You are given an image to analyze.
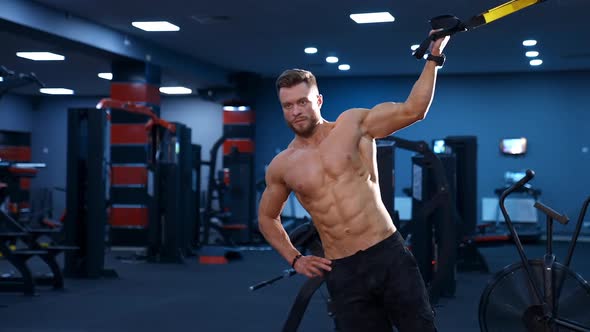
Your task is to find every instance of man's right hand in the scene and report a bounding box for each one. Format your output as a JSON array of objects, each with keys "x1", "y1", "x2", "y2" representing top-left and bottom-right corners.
[
  {"x1": 293, "y1": 255, "x2": 333, "y2": 278},
  {"x1": 429, "y1": 29, "x2": 450, "y2": 56}
]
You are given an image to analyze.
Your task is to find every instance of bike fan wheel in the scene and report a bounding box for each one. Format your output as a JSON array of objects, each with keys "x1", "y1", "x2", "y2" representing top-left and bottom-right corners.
[{"x1": 479, "y1": 260, "x2": 590, "y2": 332}]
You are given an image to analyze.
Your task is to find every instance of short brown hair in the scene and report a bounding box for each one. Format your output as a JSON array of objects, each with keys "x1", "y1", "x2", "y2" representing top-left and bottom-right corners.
[{"x1": 275, "y1": 69, "x2": 318, "y2": 94}]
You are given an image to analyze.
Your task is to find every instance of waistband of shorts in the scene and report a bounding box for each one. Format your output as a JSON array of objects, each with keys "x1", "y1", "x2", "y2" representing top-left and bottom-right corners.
[{"x1": 330, "y1": 230, "x2": 404, "y2": 265}]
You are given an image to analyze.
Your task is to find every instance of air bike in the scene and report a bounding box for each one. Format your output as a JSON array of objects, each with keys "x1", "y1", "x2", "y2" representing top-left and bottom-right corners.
[{"x1": 479, "y1": 170, "x2": 590, "y2": 332}]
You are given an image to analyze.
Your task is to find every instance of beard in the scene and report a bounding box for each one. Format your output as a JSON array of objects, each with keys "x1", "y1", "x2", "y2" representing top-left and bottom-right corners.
[{"x1": 287, "y1": 117, "x2": 318, "y2": 138}]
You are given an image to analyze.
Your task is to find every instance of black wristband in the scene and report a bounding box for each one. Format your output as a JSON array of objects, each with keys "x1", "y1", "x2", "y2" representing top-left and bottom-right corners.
[
  {"x1": 291, "y1": 254, "x2": 302, "y2": 268},
  {"x1": 426, "y1": 53, "x2": 445, "y2": 67}
]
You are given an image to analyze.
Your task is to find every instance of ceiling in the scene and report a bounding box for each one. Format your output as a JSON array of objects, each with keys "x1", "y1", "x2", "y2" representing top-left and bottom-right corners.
[{"x1": 1, "y1": 0, "x2": 589, "y2": 97}]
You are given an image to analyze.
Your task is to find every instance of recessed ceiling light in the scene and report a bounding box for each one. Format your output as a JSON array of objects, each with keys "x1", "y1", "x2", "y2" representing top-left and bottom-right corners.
[
  {"x1": 132, "y1": 21, "x2": 180, "y2": 32},
  {"x1": 350, "y1": 12, "x2": 395, "y2": 24},
  {"x1": 160, "y1": 86, "x2": 192, "y2": 95},
  {"x1": 304, "y1": 47, "x2": 318, "y2": 54},
  {"x1": 40, "y1": 88, "x2": 74, "y2": 95},
  {"x1": 525, "y1": 51, "x2": 539, "y2": 58},
  {"x1": 0, "y1": 77, "x2": 3, "y2": 82},
  {"x1": 98, "y1": 72, "x2": 113, "y2": 80},
  {"x1": 522, "y1": 39, "x2": 537, "y2": 47},
  {"x1": 326, "y1": 56, "x2": 339, "y2": 64},
  {"x1": 529, "y1": 59, "x2": 543, "y2": 66},
  {"x1": 410, "y1": 44, "x2": 420, "y2": 51},
  {"x1": 17, "y1": 52, "x2": 65, "y2": 61},
  {"x1": 338, "y1": 64, "x2": 350, "y2": 71}
]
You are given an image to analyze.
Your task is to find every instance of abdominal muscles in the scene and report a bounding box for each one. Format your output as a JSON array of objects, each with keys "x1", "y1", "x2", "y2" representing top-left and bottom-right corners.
[{"x1": 294, "y1": 167, "x2": 394, "y2": 258}]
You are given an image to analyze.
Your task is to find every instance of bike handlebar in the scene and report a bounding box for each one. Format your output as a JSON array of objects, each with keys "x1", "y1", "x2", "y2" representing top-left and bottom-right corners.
[
  {"x1": 498, "y1": 169, "x2": 534, "y2": 258},
  {"x1": 499, "y1": 169, "x2": 535, "y2": 204},
  {"x1": 534, "y1": 201, "x2": 569, "y2": 225}
]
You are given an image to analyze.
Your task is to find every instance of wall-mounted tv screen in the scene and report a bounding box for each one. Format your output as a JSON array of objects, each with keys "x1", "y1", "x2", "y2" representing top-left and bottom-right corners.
[{"x1": 500, "y1": 137, "x2": 527, "y2": 155}]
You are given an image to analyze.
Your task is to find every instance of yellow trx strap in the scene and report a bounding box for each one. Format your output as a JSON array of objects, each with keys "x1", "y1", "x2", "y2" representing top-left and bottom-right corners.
[{"x1": 479, "y1": 0, "x2": 546, "y2": 25}]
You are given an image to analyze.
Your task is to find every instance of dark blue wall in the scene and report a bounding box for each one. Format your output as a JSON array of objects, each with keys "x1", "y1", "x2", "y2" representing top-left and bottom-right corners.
[
  {"x1": 0, "y1": 94, "x2": 34, "y2": 131},
  {"x1": 254, "y1": 71, "x2": 590, "y2": 229}
]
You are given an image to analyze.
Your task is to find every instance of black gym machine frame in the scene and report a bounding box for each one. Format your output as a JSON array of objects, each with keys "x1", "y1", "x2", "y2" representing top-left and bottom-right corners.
[
  {"x1": 200, "y1": 134, "x2": 257, "y2": 248},
  {"x1": 64, "y1": 100, "x2": 200, "y2": 277},
  {"x1": 100, "y1": 99, "x2": 198, "y2": 263},
  {"x1": 64, "y1": 107, "x2": 115, "y2": 278},
  {"x1": 379, "y1": 136, "x2": 458, "y2": 302},
  {"x1": 201, "y1": 135, "x2": 233, "y2": 246},
  {"x1": 0, "y1": 65, "x2": 44, "y2": 98}
]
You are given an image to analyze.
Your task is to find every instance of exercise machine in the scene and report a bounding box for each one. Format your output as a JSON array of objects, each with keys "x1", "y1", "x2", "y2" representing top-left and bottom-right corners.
[
  {"x1": 0, "y1": 65, "x2": 44, "y2": 98},
  {"x1": 0, "y1": 162, "x2": 77, "y2": 295},
  {"x1": 145, "y1": 120, "x2": 195, "y2": 263},
  {"x1": 432, "y1": 136, "x2": 492, "y2": 273},
  {"x1": 201, "y1": 135, "x2": 237, "y2": 246},
  {"x1": 198, "y1": 135, "x2": 251, "y2": 264},
  {"x1": 64, "y1": 107, "x2": 116, "y2": 278},
  {"x1": 96, "y1": 99, "x2": 198, "y2": 263},
  {"x1": 200, "y1": 134, "x2": 258, "y2": 247},
  {"x1": 378, "y1": 136, "x2": 457, "y2": 302},
  {"x1": 479, "y1": 170, "x2": 590, "y2": 331}
]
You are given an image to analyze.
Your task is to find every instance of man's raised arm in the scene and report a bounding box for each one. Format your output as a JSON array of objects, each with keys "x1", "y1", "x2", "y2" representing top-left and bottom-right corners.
[{"x1": 360, "y1": 33, "x2": 450, "y2": 139}]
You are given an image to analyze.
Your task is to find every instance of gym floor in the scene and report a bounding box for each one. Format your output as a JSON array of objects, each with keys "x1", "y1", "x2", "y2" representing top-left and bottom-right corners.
[{"x1": 1, "y1": 241, "x2": 589, "y2": 332}]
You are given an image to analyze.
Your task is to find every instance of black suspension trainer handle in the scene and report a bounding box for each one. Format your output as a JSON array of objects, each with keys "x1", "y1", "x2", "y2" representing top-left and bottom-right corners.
[
  {"x1": 413, "y1": 0, "x2": 549, "y2": 59},
  {"x1": 249, "y1": 269, "x2": 297, "y2": 291},
  {"x1": 249, "y1": 222, "x2": 320, "y2": 291},
  {"x1": 413, "y1": 16, "x2": 465, "y2": 59}
]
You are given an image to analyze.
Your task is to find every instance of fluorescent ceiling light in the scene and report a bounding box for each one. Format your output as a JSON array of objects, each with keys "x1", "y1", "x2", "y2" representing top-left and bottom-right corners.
[
  {"x1": 410, "y1": 44, "x2": 420, "y2": 51},
  {"x1": 160, "y1": 86, "x2": 192, "y2": 95},
  {"x1": 13, "y1": 163, "x2": 46, "y2": 168},
  {"x1": 132, "y1": 21, "x2": 180, "y2": 32},
  {"x1": 525, "y1": 51, "x2": 539, "y2": 57},
  {"x1": 326, "y1": 56, "x2": 339, "y2": 63},
  {"x1": 98, "y1": 72, "x2": 113, "y2": 80},
  {"x1": 223, "y1": 106, "x2": 251, "y2": 111},
  {"x1": 350, "y1": 12, "x2": 395, "y2": 24},
  {"x1": 40, "y1": 88, "x2": 74, "y2": 95},
  {"x1": 338, "y1": 64, "x2": 350, "y2": 71},
  {"x1": 522, "y1": 39, "x2": 537, "y2": 47},
  {"x1": 529, "y1": 59, "x2": 543, "y2": 66},
  {"x1": 17, "y1": 52, "x2": 64, "y2": 61},
  {"x1": 304, "y1": 47, "x2": 318, "y2": 54}
]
